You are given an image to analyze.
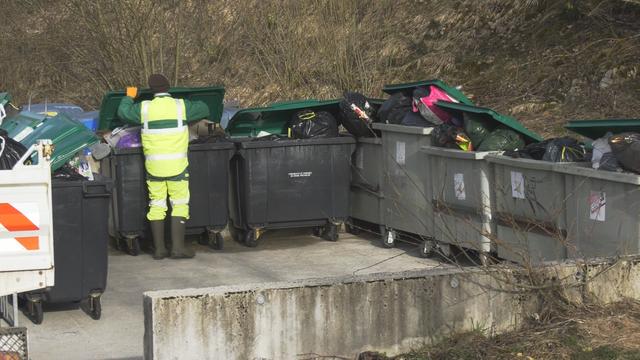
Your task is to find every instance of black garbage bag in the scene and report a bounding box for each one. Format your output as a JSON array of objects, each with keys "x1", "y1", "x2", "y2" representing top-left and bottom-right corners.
[
  {"x1": 377, "y1": 92, "x2": 412, "y2": 125},
  {"x1": 609, "y1": 132, "x2": 640, "y2": 174},
  {"x1": 599, "y1": 152, "x2": 623, "y2": 172},
  {"x1": 477, "y1": 128, "x2": 525, "y2": 151},
  {"x1": 400, "y1": 111, "x2": 433, "y2": 127},
  {"x1": 0, "y1": 129, "x2": 27, "y2": 170},
  {"x1": 463, "y1": 112, "x2": 492, "y2": 148},
  {"x1": 431, "y1": 124, "x2": 472, "y2": 151},
  {"x1": 338, "y1": 92, "x2": 376, "y2": 137},
  {"x1": 289, "y1": 110, "x2": 339, "y2": 139},
  {"x1": 542, "y1": 137, "x2": 587, "y2": 162}
]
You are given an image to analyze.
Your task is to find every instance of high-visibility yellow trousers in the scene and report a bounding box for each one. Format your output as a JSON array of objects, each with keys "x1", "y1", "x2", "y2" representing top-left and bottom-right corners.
[{"x1": 146, "y1": 179, "x2": 190, "y2": 221}]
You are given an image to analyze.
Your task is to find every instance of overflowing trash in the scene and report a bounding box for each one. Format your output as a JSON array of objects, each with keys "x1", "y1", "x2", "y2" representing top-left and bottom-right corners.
[
  {"x1": 289, "y1": 109, "x2": 339, "y2": 139},
  {"x1": 609, "y1": 132, "x2": 640, "y2": 174},
  {"x1": 505, "y1": 137, "x2": 587, "y2": 162},
  {"x1": 338, "y1": 92, "x2": 377, "y2": 137},
  {"x1": 0, "y1": 129, "x2": 27, "y2": 170}
]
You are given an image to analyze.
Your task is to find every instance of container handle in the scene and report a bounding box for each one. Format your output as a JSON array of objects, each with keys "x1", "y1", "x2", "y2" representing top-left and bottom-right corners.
[
  {"x1": 350, "y1": 182, "x2": 383, "y2": 198},
  {"x1": 82, "y1": 182, "x2": 113, "y2": 198}
]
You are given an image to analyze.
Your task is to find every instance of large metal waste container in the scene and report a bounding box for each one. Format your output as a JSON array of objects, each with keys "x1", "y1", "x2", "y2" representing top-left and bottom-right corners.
[
  {"x1": 373, "y1": 123, "x2": 434, "y2": 248},
  {"x1": 423, "y1": 146, "x2": 497, "y2": 259},
  {"x1": 421, "y1": 101, "x2": 544, "y2": 261},
  {"x1": 556, "y1": 118, "x2": 640, "y2": 259},
  {"x1": 98, "y1": 86, "x2": 232, "y2": 255},
  {"x1": 348, "y1": 137, "x2": 384, "y2": 234},
  {"x1": 371, "y1": 79, "x2": 474, "y2": 250},
  {"x1": 486, "y1": 155, "x2": 568, "y2": 264},
  {"x1": 103, "y1": 141, "x2": 235, "y2": 255},
  {"x1": 226, "y1": 100, "x2": 355, "y2": 247},
  {"x1": 25, "y1": 175, "x2": 112, "y2": 324}
]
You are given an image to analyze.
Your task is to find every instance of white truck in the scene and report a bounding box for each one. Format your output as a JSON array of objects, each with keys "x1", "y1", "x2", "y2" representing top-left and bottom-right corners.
[{"x1": 0, "y1": 140, "x2": 55, "y2": 359}]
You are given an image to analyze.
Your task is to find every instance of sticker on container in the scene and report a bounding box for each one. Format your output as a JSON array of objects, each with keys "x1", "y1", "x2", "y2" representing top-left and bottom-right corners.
[
  {"x1": 396, "y1": 141, "x2": 406, "y2": 165},
  {"x1": 589, "y1": 191, "x2": 606, "y2": 221},
  {"x1": 356, "y1": 148, "x2": 364, "y2": 169},
  {"x1": 454, "y1": 173, "x2": 466, "y2": 200},
  {"x1": 511, "y1": 171, "x2": 525, "y2": 199}
]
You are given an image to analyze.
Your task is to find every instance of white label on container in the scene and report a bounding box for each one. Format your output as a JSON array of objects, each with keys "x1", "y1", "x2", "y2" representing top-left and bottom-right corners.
[
  {"x1": 511, "y1": 171, "x2": 525, "y2": 199},
  {"x1": 589, "y1": 191, "x2": 606, "y2": 221},
  {"x1": 356, "y1": 148, "x2": 364, "y2": 169},
  {"x1": 396, "y1": 141, "x2": 406, "y2": 165},
  {"x1": 288, "y1": 172, "x2": 312, "y2": 178},
  {"x1": 13, "y1": 127, "x2": 34, "y2": 142},
  {"x1": 454, "y1": 173, "x2": 466, "y2": 200}
]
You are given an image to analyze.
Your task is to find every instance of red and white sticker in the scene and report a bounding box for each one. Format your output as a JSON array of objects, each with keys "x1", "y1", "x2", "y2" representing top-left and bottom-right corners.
[
  {"x1": 589, "y1": 191, "x2": 606, "y2": 222},
  {"x1": 0, "y1": 202, "x2": 41, "y2": 251}
]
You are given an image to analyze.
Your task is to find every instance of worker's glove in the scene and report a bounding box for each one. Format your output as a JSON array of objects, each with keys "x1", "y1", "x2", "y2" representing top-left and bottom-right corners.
[{"x1": 126, "y1": 86, "x2": 138, "y2": 99}]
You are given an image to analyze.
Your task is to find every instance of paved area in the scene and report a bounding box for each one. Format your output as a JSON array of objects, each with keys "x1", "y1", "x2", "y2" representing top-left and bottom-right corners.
[{"x1": 20, "y1": 229, "x2": 447, "y2": 359}]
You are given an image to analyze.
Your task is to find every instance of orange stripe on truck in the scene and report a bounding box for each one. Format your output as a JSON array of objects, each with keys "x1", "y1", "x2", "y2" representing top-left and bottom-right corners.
[{"x1": 0, "y1": 203, "x2": 40, "y2": 250}]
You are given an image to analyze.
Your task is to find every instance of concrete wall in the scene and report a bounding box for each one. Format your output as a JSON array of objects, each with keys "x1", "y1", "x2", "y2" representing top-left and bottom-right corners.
[{"x1": 144, "y1": 258, "x2": 640, "y2": 360}]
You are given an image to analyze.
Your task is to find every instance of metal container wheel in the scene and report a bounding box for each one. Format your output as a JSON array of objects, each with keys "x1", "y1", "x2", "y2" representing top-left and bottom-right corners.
[
  {"x1": 24, "y1": 295, "x2": 44, "y2": 325},
  {"x1": 244, "y1": 228, "x2": 259, "y2": 247},
  {"x1": 322, "y1": 223, "x2": 339, "y2": 242},
  {"x1": 81, "y1": 291, "x2": 102, "y2": 320},
  {"x1": 382, "y1": 228, "x2": 396, "y2": 248},
  {"x1": 118, "y1": 234, "x2": 141, "y2": 256},
  {"x1": 198, "y1": 229, "x2": 224, "y2": 250}
]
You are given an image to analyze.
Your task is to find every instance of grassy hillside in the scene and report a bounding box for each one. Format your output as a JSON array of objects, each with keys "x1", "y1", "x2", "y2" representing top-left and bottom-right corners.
[{"x1": 1, "y1": 0, "x2": 638, "y2": 136}]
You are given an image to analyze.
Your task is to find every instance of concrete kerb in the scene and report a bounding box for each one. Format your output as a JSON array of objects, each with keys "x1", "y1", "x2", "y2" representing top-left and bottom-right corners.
[{"x1": 144, "y1": 257, "x2": 640, "y2": 360}]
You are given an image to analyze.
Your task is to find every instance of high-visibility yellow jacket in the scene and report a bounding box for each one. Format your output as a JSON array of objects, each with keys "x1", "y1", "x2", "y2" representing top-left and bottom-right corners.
[{"x1": 117, "y1": 93, "x2": 208, "y2": 177}]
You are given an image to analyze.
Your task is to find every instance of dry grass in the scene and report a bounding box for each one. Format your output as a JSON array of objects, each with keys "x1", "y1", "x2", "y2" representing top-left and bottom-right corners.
[
  {"x1": 0, "y1": 0, "x2": 639, "y2": 136},
  {"x1": 359, "y1": 300, "x2": 640, "y2": 360}
]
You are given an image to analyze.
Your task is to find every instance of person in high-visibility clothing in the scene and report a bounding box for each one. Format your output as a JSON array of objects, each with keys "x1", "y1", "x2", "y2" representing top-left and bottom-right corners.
[{"x1": 117, "y1": 74, "x2": 209, "y2": 259}]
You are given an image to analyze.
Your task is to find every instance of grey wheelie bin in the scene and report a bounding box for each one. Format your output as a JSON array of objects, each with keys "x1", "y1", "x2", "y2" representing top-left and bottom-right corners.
[
  {"x1": 422, "y1": 102, "x2": 543, "y2": 262},
  {"x1": 555, "y1": 119, "x2": 640, "y2": 259},
  {"x1": 486, "y1": 155, "x2": 568, "y2": 264},
  {"x1": 98, "y1": 86, "x2": 234, "y2": 255},
  {"x1": 226, "y1": 100, "x2": 355, "y2": 247},
  {"x1": 374, "y1": 80, "x2": 474, "y2": 250}
]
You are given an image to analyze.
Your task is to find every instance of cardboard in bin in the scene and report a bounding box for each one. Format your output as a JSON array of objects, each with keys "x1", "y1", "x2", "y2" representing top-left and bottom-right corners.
[
  {"x1": 98, "y1": 86, "x2": 225, "y2": 131},
  {"x1": 226, "y1": 99, "x2": 342, "y2": 138},
  {"x1": 436, "y1": 101, "x2": 543, "y2": 144},
  {"x1": 382, "y1": 79, "x2": 474, "y2": 106},
  {"x1": 565, "y1": 119, "x2": 640, "y2": 140}
]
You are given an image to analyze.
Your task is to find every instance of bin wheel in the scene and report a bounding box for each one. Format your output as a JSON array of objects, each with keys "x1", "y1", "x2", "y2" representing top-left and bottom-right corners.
[
  {"x1": 82, "y1": 295, "x2": 102, "y2": 320},
  {"x1": 27, "y1": 299, "x2": 44, "y2": 325},
  {"x1": 209, "y1": 232, "x2": 224, "y2": 250},
  {"x1": 322, "y1": 224, "x2": 339, "y2": 242},
  {"x1": 345, "y1": 223, "x2": 361, "y2": 235},
  {"x1": 198, "y1": 232, "x2": 209, "y2": 246},
  {"x1": 420, "y1": 239, "x2": 437, "y2": 258},
  {"x1": 312, "y1": 227, "x2": 324, "y2": 237},
  {"x1": 382, "y1": 229, "x2": 396, "y2": 248},
  {"x1": 244, "y1": 230, "x2": 258, "y2": 248},
  {"x1": 122, "y1": 236, "x2": 140, "y2": 256}
]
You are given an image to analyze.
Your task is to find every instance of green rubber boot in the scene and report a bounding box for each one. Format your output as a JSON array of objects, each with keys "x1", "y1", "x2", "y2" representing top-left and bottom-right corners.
[
  {"x1": 170, "y1": 217, "x2": 195, "y2": 259},
  {"x1": 150, "y1": 220, "x2": 168, "y2": 260}
]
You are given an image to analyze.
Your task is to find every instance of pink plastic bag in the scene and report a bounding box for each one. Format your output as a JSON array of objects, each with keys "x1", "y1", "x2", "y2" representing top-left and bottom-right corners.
[{"x1": 412, "y1": 85, "x2": 459, "y2": 125}]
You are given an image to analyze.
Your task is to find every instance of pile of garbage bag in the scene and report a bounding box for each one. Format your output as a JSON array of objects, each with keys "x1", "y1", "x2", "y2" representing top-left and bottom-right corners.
[{"x1": 0, "y1": 129, "x2": 27, "y2": 170}]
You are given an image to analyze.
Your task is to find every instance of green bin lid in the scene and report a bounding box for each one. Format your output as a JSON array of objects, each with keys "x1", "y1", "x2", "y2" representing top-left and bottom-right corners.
[
  {"x1": 436, "y1": 101, "x2": 543, "y2": 143},
  {"x1": 0, "y1": 92, "x2": 11, "y2": 107},
  {"x1": 21, "y1": 113, "x2": 99, "y2": 171},
  {"x1": 98, "y1": 86, "x2": 225, "y2": 130},
  {"x1": 564, "y1": 119, "x2": 640, "y2": 140},
  {"x1": 0, "y1": 111, "x2": 47, "y2": 140},
  {"x1": 382, "y1": 79, "x2": 474, "y2": 105},
  {"x1": 226, "y1": 99, "x2": 342, "y2": 137}
]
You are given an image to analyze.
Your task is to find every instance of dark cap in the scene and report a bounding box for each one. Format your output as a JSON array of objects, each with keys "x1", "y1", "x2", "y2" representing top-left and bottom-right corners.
[{"x1": 148, "y1": 74, "x2": 170, "y2": 94}]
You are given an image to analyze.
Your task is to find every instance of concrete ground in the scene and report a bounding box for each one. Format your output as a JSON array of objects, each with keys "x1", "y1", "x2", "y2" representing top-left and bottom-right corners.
[{"x1": 20, "y1": 229, "x2": 448, "y2": 360}]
